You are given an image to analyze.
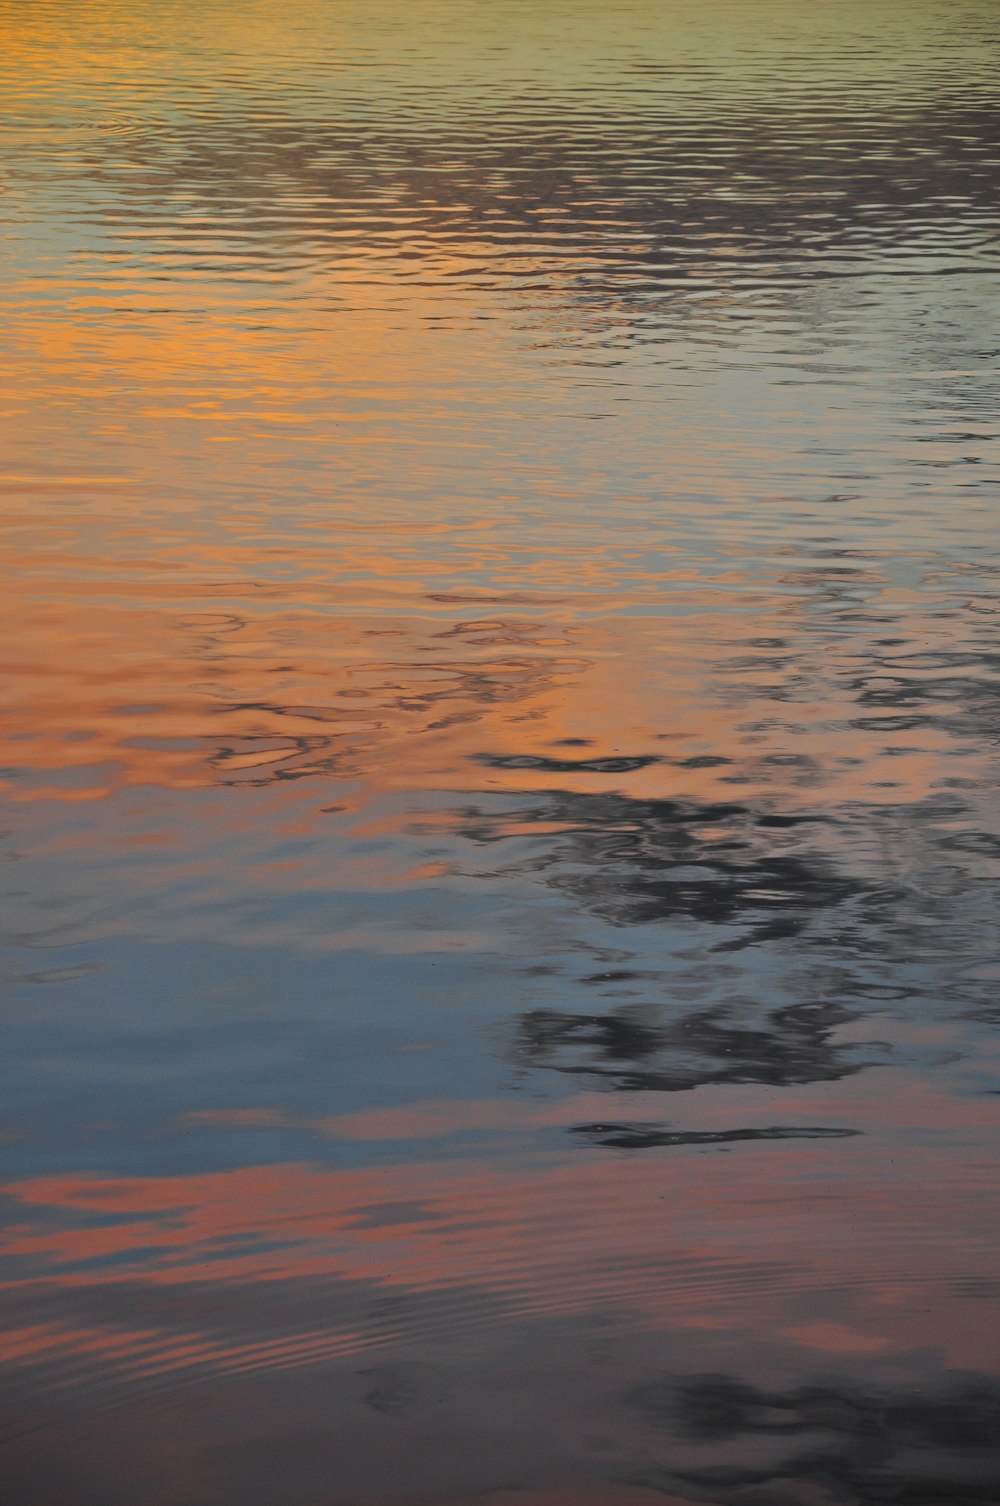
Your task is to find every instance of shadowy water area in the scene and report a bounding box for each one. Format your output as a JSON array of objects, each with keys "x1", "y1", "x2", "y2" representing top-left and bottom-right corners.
[{"x1": 1, "y1": 1, "x2": 999, "y2": 1502}]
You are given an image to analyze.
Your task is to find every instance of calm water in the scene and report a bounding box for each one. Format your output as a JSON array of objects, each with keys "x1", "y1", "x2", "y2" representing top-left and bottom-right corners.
[{"x1": 2, "y1": 2, "x2": 1000, "y2": 1502}]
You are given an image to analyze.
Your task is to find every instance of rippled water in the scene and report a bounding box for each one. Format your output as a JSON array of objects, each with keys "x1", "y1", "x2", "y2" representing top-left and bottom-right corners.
[{"x1": 2, "y1": 2, "x2": 1000, "y2": 1502}]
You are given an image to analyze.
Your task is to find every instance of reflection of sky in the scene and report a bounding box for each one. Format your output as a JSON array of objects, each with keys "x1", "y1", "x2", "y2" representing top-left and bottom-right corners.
[
  {"x1": 4, "y1": 1085, "x2": 1000, "y2": 1502},
  {"x1": 1, "y1": 1, "x2": 1000, "y2": 1499}
]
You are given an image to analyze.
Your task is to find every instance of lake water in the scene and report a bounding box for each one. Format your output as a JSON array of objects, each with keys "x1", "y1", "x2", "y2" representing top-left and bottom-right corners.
[{"x1": 2, "y1": 2, "x2": 999, "y2": 1503}]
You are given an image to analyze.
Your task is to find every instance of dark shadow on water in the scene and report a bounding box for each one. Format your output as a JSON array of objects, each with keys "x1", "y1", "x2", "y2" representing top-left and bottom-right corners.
[
  {"x1": 513, "y1": 998, "x2": 861, "y2": 1093},
  {"x1": 569, "y1": 1122, "x2": 859, "y2": 1149},
  {"x1": 627, "y1": 1371, "x2": 1000, "y2": 1505},
  {"x1": 458, "y1": 787, "x2": 867, "y2": 938},
  {"x1": 476, "y1": 753, "x2": 662, "y2": 774}
]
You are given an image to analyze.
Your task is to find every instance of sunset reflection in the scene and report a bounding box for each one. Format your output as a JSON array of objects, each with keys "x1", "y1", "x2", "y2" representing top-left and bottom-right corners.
[{"x1": 2, "y1": 0, "x2": 999, "y2": 1502}]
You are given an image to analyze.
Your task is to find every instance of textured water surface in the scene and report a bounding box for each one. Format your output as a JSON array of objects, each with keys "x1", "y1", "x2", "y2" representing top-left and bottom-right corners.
[{"x1": 1, "y1": 2, "x2": 999, "y2": 1503}]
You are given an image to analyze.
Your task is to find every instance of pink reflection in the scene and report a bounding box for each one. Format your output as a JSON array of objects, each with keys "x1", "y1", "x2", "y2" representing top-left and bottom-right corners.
[{"x1": 3, "y1": 1084, "x2": 999, "y2": 1399}]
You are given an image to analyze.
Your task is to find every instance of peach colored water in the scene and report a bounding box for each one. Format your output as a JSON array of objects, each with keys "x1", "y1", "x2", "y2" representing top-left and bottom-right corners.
[{"x1": 1, "y1": 3, "x2": 999, "y2": 1502}]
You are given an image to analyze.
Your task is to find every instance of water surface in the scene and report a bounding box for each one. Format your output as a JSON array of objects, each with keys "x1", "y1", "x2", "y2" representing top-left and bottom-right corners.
[{"x1": 2, "y1": 2, "x2": 1000, "y2": 1503}]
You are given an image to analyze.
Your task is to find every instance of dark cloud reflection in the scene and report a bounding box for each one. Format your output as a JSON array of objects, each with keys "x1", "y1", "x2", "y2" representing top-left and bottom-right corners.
[
  {"x1": 513, "y1": 998, "x2": 861, "y2": 1094},
  {"x1": 629, "y1": 1371, "x2": 1000, "y2": 1504},
  {"x1": 459, "y1": 788, "x2": 862, "y2": 938}
]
